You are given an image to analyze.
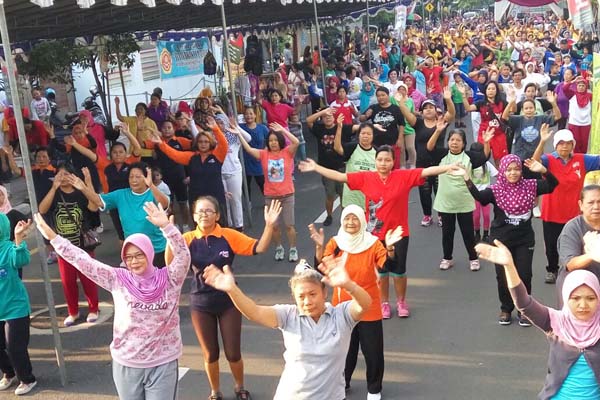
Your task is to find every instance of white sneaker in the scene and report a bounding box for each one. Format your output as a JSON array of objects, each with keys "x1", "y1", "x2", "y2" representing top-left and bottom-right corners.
[
  {"x1": 87, "y1": 312, "x2": 99, "y2": 323},
  {"x1": 95, "y1": 223, "x2": 104, "y2": 234},
  {"x1": 470, "y1": 259, "x2": 481, "y2": 271},
  {"x1": 64, "y1": 313, "x2": 80, "y2": 327},
  {"x1": 439, "y1": 259, "x2": 454, "y2": 270},
  {"x1": 0, "y1": 375, "x2": 16, "y2": 390},
  {"x1": 289, "y1": 247, "x2": 299, "y2": 262},
  {"x1": 367, "y1": 392, "x2": 382, "y2": 400},
  {"x1": 533, "y1": 206, "x2": 541, "y2": 218},
  {"x1": 274, "y1": 245, "x2": 285, "y2": 261},
  {"x1": 14, "y1": 381, "x2": 37, "y2": 396}
]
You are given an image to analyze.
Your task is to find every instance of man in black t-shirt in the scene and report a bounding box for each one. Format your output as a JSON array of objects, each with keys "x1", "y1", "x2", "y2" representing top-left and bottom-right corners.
[
  {"x1": 307, "y1": 108, "x2": 355, "y2": 225},
  {"x1": 360, "y1": 86, "x2": 405, "y2": 149}
]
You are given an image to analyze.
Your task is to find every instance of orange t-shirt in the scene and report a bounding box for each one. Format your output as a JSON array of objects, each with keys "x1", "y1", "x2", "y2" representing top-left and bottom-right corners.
[{"x1": 324, "y1": 238, "x2": 387, "y2": 321}]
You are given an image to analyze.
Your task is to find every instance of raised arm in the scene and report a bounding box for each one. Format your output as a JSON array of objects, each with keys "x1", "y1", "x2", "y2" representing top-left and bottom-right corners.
[
  {"x1": 271, "y1": 123, "x2": 299, "y2": 155},
  {"x1": 234, "y1": 126, "x2": 260, "y2": 160},
  {"x1": 545, "y1": 91, "x2": 561, "y2": 121},
  {"x1": 298, "y1": 158, "x2": 348, "y2": 183},
  {"x1": 426, "y1": 118, "x2": 448, "y2": 151},
  {"x1": 64, "y1": 135, "x2": 97, "y2": 163},
  {"x1": 397, "y1": 93, "x2": 417, "y2": 127},
  {"x1": 142, "y1": 167, "x2": 170, "y2": 210},
  {"x1": 209, "y1": 119, "x2": 229, "y2": 163},
  {"x1": 532, "y1": 123, "x2": 551, "y2": 162},
  {"x1": 306, "y1": 108, "x2": 330, "y2": 129},
  {"x1": 35, "y1": 213, "x2": 116, "y2": 292},
  {"x1": 333, "y1": 117, "x2": 345, "y2": 156},
  {"x1": 255, "y1": 200, "x2": 282, "y2": 253},
  {"x1": 203, "y1": 265, "x2": 279, "y2": 328},
  {"x1": 442, "y1": 87, "x2": 456, "y2": 122},
  {"x1": 114, "y1": 97, "x2": 125, "y2": 122},
  {"x1": 120, "y1": 123, "x2": 142, "y2": 157}
]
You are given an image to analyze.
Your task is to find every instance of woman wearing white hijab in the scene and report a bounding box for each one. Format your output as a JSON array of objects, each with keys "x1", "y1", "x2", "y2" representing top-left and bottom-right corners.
[
  {"x1": 309, "y1": 204, "x2": 403, "y2": 400},
  {"x1": 477, "y1": 239, "x2": 600, "y2": 400}
]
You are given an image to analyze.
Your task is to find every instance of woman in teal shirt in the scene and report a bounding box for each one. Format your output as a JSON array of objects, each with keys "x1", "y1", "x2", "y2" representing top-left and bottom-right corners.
[
  {"x1": 0, "y1": 214, "x2": 36, "y2": 395},
  {"x1": 427, "y1": 127, "x2": 490, "y2": 272}
]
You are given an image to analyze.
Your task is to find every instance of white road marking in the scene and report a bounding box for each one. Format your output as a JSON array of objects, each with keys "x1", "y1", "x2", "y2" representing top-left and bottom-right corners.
[
  {"x1": 313, "y1": 197, "x2": 340, "y2": 223},
  {"x1": 178, "y1": 367, "x2": 190, "y2": 381},
  {"x1": 30, "y1": 302, "x2": 114, "y2": 335}
]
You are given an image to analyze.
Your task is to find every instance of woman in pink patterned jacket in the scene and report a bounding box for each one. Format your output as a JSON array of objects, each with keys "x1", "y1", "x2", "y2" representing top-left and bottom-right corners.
[{"x1": 34, "y1": 202, "x2": 191, "y2": 400}]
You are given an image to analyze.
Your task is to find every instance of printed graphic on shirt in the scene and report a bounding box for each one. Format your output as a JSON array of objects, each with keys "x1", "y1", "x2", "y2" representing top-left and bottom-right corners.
[
  {"x1": 267, "y1": 158, "x2": 285, "y2": 182},
  {"x1": 0, "y1": 267, "x2": 8, "y2": 279},
  {"x1": 372, "y1": 111, "x2": 396, "y2": 129},
  {"x1": 504, "y1": 210, "x2": 531, "y2": 226},
  {"x1": 572, "y1": 161, "x2": 582, "y2": 179},
  {"x1": 55, "y1": 202, "x2": 83, "y2": 247},
  {"x1": 521, "y1": 125, "x2": 540, "y2": 143},
  {"x1": 366, "y1": 198, "x2": 384, "y2": 233}
]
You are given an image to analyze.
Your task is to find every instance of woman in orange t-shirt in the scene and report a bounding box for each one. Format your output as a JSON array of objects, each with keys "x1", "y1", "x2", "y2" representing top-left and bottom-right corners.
[{"x1": 309, "y1": 204, "x2": 403, "y2": 399}]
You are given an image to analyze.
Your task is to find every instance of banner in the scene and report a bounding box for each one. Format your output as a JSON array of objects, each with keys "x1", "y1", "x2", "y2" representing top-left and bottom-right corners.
[
  {"x1": 567, "y1": 0, "x2": 594, "y2": 30},
  {"x1": 585, "y1": 52, "x2": 600, "y2": 186},
  {"x1": 157, "y1": 38, "x2": 209, "y2": 79},
  {"x1": 394, "y1": 5, "x2": 407, "y2": 39}
]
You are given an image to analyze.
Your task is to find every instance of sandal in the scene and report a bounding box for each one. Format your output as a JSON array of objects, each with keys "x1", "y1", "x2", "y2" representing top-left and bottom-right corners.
[
  {"x1": 208, "y1": 393, "x2": 223, "y2": 400},
  {"x1": 236, "y1": 389, "x2": 253, "y2": 400}
]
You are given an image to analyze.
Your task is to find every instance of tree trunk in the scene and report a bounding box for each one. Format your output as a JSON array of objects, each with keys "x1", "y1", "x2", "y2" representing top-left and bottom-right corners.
[
  {"x1": 89, "y1": 54, "x2": 110, "y2": 124},
  {"x1": 116, "y1": 51, "x2": 130, "y2": 117}
]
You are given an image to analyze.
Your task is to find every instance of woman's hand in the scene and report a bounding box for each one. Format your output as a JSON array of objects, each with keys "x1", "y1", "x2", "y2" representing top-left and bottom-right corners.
[
  {"x1": 34, "y1": 213, "x2": 57, "y2": 241},
  {"x1": 539, "y1": 123, "x2": 551, "y2": 143},
  {"x1": 308, "y1": 223, "x2": 324, "y2": 247},
  {"x1": 63, "y1": 135, "x2": 75, "y2": 146},
  {"x1": 442, "y1": 86, "x2": 452, "y2": 100},
  {"x1": 482, "y1": 126, "x2": 495, "y2": 143},
  {"x1": 298, "y1": 158, "x2": 317, "y2": 172},
  {"x1": 14, "y1": 219, "x2": 32, "y2": 242},
  {"x1": 336, "y1": 113, "x2": 344, "y2": 127},
  {"x1": 68, "y1": 174, "x2": 87, "y2": 191},
  {"x1": 144, "y1": 202, "x2": 169, "y2": 229},
  {"x1": 385, "y1": 226, "x2": 403, "y2": 248},
  {"x1": 546, "y1": 91, "x2": 557, "y2": 104},
  {"x1": 269, "y1": 122, "x2": 286, "y2": 133},
  {"x1": 475, "y1": 239, "x2": 514, "y2": 266},
  {"x1": 143, "y1": 167, "x2": 154, "y2": 187},
  {"x1": 524, "y1": 158, "x2": 546, "y2": 174},
  {"x1": 203, "y1": 264, "x2": 236, "y2": 292},
  {"x1": 264, "y1": 200, "x2": 282, "y2": 227},
  {"x1": 206, "y1": 116, "x2": 217, "y2": 129},
  {"x1": 436, "y1": 116, "x2": 448, "y2": 131},
  {"x1": 114, "y1": 97, "x2": 120, "y2": 105},
  {"x1": 318, "y1": 254, "x2": 350, "y2": 288},
  {"x1": 373, "y1": 124, "x2": 386, "y2": 132}
]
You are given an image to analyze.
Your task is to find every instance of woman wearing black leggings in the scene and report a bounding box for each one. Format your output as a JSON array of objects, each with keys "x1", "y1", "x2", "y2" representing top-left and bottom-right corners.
[
  {"x1": 461, "y1": 154, "x2": 558, "y2": 327},
  {"x1": 166, "y1": 196, "x2": 281, "y2": 400}
]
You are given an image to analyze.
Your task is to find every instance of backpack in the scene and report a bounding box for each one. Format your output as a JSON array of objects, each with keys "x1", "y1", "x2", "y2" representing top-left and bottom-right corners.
[{"x1": 204, "y1": 51, "x2": 217, "y2": 76}]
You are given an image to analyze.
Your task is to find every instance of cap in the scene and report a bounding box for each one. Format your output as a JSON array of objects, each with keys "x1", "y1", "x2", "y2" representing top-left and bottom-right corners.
[
  {"x1": 420, "y1": 99, "x2": 436, "y2": 111},
  {"x1": 553, "y1": 129, "x2": 575, "y2": 149}
]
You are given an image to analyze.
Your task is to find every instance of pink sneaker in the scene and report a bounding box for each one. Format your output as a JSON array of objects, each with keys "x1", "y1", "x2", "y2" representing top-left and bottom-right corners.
[
  {"x1": 420, "y1": 215, "x2": 433, "y2": 226},
  {"x1": 381, "y1": 302, "x2": 391, "y2": 319},
  {"x1": 397, "y1": 300, "x2": 410, "y2": 318}
]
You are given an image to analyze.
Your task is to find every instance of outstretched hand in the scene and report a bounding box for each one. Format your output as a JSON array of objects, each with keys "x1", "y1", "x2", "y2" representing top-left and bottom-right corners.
[
  {"x1": 144, "y1": 202, "x2": 169, "y2": 229},
  {"x1": 385, "y1": 226, "x2": 404, "y2": 248},
  {"x1": 298, "y1": 158, "x2": 317, "y2": 173},
  {"x1": 523, "y1": 158, "x2": 546, "y2": 174},
  {"x1": 308, "y1": 223, "x2": 325, "y2": 247},
  {"x1": 14, "y1": 219, "x2": 33, "y2": 241},
  {"x1": 203, "y1": 265, "x2": 236, "y2": 292},
  {"x1": 34, "y1": 213, "x2": 57, "y2": 241},
  {"x1": 264, "y1": 200, "x2": 282, "y2": 227},
  {"x1": 318, "y1": 253, "x2": 350, "y2": 288},
  {"x1": 475, "y1": 239, "x2": 514, "y2": 266},
  {"x1": 539, "y1": 123, "x2": 551, "y2": 143},
  {"x1": 143, "y1": 167, "x2": 154, "y2": 187}
]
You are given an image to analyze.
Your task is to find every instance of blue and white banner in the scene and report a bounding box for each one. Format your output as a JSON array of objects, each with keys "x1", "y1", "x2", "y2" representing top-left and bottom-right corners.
[{"x1": 157, "y1": 38, "x2": 210, "y2": 79}]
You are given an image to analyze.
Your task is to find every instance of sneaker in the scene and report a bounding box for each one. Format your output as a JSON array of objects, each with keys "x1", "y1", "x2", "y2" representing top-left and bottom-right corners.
[
  {"x1": 64, "y1": 313, "x2": 80, "y2": 327},
  {"x1": 474, "y1": 231, "x2": 481, "y2": 243},
  {"x1": 420, "y1": 215, "x2": 433, "y2": 226},
  {"x1": 95, "y1": 223, "x2": 104, "y2": 234},
  {"x1": 235, "y1": 388, "x2": 252, "y2": 400},
  {"x1": 367, "y1": 392, "x2": 382, "y2": 400},
  {"x1": 469, "y1": 259, "x2": 480, "y2": 271},
  {"x1": 545, "y1": 271, "x2": 557, "y2": 284},
  {"x1": 437, "y1": 216, "x2": 443, "y2": 227},
  {"x1": 482, "y1": 233, "x2": 490, "y2": 243},
  {"x1": 533, "y1": 206, "x2": 541, "y2": 218},
  {"x1": 288, "y1": 247, "x2": 298, "y2": 262},
  {"x1": 0, "y1": 375, "x2": 16, "y2": 390},
  {"x1": 323, "y1": 215, "x2": 333, "y2": 226},
  {"x1": 397, "y1": 300, "x2": 410, "y2": 318},
  {"x1": 274, "y1": 245, "x2": 285, "y2": 261},
  {"x1": 498, "y1": 311, "x2": 512, "y2": 325},
  {"x1": 439, "y1": 259, "x2": 454, "y2": 270},
  {"x1": 46, "y1": 251, "x2": 57, "y2": 265},
  {"x1": 518, "y1": 315, "x2": 532, "y2": 327},
  {"x1": 87, "y1": 312, "x2": 99, "y2": 323},
  {"x1": 381, "y1": 302, "x2": 391, "y2": 319},
  {"x1": 14, "y1": 381, "x2": 36, "y2": 396}
]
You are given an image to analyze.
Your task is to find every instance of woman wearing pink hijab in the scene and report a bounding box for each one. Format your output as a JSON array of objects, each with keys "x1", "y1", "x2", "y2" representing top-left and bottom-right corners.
[
  {"x1": 33, "y1": 202, "x2": 191, "y2": 400},
  {"x1": 477, "y1": 240, "x2": 600, "y2": 400},
  {"x1": 78, "y1": 110, "x2": 120, "y2": 160}
]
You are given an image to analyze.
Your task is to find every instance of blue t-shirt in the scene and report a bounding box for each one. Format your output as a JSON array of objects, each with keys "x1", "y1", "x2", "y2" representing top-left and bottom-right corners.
[
  {"x1": 552, "y1": 353, "x2": 600, "y2": 399},
  {"x1": 100, "y1": 189, "x2": 167, "y2": 252},
  {"x1": 240, "y1": 123, "x2": 269, "y2": 176}
]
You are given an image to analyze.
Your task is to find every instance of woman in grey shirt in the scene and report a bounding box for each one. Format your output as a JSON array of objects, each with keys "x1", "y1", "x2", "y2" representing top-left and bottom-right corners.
[{"x1": 202, "y1": 255, "x2": 372, "y2": 400}]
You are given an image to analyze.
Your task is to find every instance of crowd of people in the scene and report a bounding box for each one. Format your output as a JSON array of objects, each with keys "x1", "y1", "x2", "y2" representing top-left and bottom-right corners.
[{"x1": 0, "y1": 8, "x2": 599, "y2": 400}]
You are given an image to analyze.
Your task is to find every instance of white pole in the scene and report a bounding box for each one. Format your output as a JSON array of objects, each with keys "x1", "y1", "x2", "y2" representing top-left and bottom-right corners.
[
  {"x1": 0, "y1": 1, "x2": 67, "y2": 386},
  {"x1": 220, "y1": 2, "x2": 253, "y2": 227}
]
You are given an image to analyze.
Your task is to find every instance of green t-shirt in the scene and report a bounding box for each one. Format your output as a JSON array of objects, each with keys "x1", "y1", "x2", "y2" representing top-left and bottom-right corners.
[
  {"x1": 342, "y1": 143, "x2": 376, "y2": 209},
  {"x1": 451, "y1": 84, "x2": 463, "y2": 104},
  {"x1": 434, "y1": 151, "x2": 475, "y2": 213},
  {"x1": 390, "y1": 97, "x2": 415, "y2": 135}
]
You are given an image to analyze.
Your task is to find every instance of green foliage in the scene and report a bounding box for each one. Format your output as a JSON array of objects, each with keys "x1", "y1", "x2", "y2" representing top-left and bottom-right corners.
[{"x1": 104, "y1": 34, "x2": 140, "y2": 70}]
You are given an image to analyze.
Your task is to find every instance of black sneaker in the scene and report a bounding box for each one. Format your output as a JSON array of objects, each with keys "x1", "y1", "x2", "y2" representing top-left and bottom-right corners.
[
  {"x1": 474, "y1": 231, "x2": 481, "y2": 243},
  {"x1": 482, "y1": 233, "x2": 490, "y2": 243},
  {"x1": 518, "y1": 315, "x2": 532, "y2": 327},
  {"x1": 323, "y1": 215, "x2": 333, "y2": 226},
  {"x1": 545, "y1": 271, "x2": 557, "y2": 284},
  {"x1": 498, "y1": 311, "x2": 512, "y2": 325}
]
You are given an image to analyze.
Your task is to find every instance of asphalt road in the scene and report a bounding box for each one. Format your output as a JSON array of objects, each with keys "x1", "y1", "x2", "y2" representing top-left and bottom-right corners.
[{"x1": 2, "y1": 129, "x2": 559, "y2": 400}]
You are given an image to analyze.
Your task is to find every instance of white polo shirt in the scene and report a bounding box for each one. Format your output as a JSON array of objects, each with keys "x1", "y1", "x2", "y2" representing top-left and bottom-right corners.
[{"x1": 273, "y1": 301, "x2": 357, "y2": 400}]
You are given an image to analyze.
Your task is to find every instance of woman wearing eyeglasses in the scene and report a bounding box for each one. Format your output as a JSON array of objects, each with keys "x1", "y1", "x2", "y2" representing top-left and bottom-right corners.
[
  {"x1": 33, "y1": 202, "x2": 191, "y2": 400},
  {"x1": 165, "y1": 195, "x2": 281, "y2": 400},
  {"x1": 202, "y1": 254, "x2": 372, "y2": 400}
]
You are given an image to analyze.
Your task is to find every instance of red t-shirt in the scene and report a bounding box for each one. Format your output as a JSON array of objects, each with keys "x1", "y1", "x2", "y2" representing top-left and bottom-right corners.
[
  {"x1": 541, "y1": 153, "x2": 586, "y2": 224},
  {"x1": 420, "y1": 66, "x2": 443, "y2": 94},
  {"x1": 475, "y1": 101, "x2": 506, "y2": 138},
  {"x1": 347, "y1": 168, "x2": 425, "y2": 239},
  {"x1": 330, "y1": 100, "x2": 356, "y2": 124},
  {"x1": 260, "y1": 149, "x2": 295, "y2": 197},
  {"x1": 260, "y1": 99, "x2": 294, "y2": 129}
]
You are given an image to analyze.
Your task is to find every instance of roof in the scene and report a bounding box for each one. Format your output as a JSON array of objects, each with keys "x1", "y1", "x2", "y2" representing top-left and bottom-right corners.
[{"x1": 3, "y1": 0, "x2": 383, "y2": 43}]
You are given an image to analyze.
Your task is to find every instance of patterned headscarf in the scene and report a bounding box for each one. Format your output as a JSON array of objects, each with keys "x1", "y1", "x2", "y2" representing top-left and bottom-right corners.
[{"x1": 489, "y1": 154, "x2": 537, "y2": 216}]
